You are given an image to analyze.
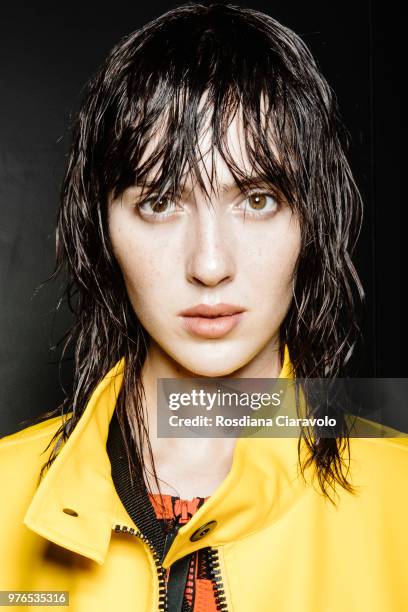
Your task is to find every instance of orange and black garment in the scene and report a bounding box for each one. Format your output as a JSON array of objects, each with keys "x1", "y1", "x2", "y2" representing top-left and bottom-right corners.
[
  {"x1": 149, "y1": 493, "x2": 217, "y2": 611},
  {"x1": 107, "y1": 410, "x2": 218, "y2": 612}
]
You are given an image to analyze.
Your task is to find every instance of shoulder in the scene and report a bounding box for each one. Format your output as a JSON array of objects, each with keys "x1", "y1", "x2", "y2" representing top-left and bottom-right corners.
[
  {"x1": 0, "y1": 415, "x2": 68, "y2": 487},
  {"x1": 0, "y1": 415, "x2": 65, "y2": 448},
  {"x1": 349, "y1": 433, "x2": 408, "y2": 469},
  {"x1": 346, "y1": 416, "x2": 408, "y2": 460},
  {"x1": 0, "y1": 415, "x2": 72, "y2": 522},
  {"x1": 345, "y1": 421, "x2": 408, "y2": 496},
  {"x1": 0, "y1": 415, "x2": 67, "y2": 471}
]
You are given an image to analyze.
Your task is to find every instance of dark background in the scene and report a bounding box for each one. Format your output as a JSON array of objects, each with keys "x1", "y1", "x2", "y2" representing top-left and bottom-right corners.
[{"x1": 0, "y1": 1, "x2": 405, "y2": 436}]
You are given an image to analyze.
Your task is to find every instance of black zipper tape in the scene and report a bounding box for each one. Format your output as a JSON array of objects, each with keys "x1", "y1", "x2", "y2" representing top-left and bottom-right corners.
[
  {"x1": 108, "y1": 410, "x2": 195, "y2": 611},
  {"x1": 166, "y1": 551, "x2": 193, "y2": 612}
]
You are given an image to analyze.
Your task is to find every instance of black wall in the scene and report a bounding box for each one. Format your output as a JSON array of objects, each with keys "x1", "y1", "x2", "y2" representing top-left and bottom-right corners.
[{"x1": 0, "y1": 1, "x2": 404, "y2": 436}]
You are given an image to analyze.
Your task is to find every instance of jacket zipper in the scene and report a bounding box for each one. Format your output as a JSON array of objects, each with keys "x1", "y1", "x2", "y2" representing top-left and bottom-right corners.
[
  {"x1": 114, "y1": 524, "x2": 168, "y2": 611},
  {"x1": 206, "y1": 547, "x2": 229, "y2": 611},
  {"x1": 114, "y1": 524, "x2": 229, "y2": 612}
]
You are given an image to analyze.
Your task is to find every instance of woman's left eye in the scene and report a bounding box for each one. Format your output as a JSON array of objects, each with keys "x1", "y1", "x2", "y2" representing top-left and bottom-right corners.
[{"x1": 240, "y1": 192, "x2": 279, "y2": 215}]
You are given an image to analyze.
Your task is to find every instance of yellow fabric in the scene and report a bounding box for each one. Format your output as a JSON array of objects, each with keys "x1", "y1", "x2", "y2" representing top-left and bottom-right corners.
[{"x1": 0, "y1": 345, "x2": 407, "y2": 611}]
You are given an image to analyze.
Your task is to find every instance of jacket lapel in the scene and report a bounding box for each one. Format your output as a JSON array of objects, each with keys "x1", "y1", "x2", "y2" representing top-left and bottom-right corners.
[{"x1": 23, "y1": 345, "x2": 309, "y2": 567}]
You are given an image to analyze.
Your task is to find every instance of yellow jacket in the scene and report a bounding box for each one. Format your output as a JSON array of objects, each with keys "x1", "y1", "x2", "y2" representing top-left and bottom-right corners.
[{"x1": 1, "y1": 348, "x2": 407, "y2": 611}]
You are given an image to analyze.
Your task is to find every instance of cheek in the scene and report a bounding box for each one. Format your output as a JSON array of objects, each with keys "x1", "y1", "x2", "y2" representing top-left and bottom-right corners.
[
  {"x1": 118, "y1": 251, "x2": 166, "y2": 331},
  {"x1": 243, "y1": 220, "x2": 300, "y2": 295},
  {"x1": 109, "y1": 220, "x2": 178, "y2": 323},
  {"x1": 118, "y1": 247, "x2": 161, "y2": 307}
]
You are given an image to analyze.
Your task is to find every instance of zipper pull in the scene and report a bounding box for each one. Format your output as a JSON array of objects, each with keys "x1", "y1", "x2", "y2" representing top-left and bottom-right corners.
[
  {"x1": 160, "y1": 522, "x2": 182, "y2": 565},
  {"x1": 161, "y1": 523, "x2": 192, "y2": 612}
]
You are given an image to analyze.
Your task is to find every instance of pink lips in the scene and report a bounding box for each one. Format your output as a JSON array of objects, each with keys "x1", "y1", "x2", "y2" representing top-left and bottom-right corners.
[{"x1": 179, "y1": 303, "x2": 246, "y2": 339}]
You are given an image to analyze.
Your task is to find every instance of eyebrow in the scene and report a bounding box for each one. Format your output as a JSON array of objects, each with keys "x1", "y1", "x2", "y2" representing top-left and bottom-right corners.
[
  {"x1": 178, "y1": 181, "x2": 241, "y2": 196},
  {"x1": 130, "y1": 175, "x2": 273, "y2": 197},
  {"x1": 179, "y1": 177, "x2": 273, "y2": 196},
  {"x1": 216, "y1": 178, "x2": 270, "y2": 193}
]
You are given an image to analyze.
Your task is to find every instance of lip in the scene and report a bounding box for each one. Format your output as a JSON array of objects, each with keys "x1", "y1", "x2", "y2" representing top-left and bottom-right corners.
[{"x1": 179, "y1": 303, "x2": 246, "y2": 339}]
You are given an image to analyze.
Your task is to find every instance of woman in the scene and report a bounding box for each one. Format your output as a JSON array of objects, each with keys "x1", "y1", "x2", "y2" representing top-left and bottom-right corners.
[{"x1": 0, "y1": 3, "x2": 407, "y2": 611}]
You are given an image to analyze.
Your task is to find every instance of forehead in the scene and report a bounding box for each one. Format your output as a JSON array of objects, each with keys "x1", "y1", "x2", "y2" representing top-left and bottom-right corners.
[{"x1": 136, "y1": 98, "x2": 279, "y2": 196}]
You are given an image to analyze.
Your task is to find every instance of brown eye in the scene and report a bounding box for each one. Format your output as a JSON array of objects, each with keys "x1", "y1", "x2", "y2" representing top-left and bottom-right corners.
[
  {"x1": 138, "y1": 194, "x2": 178, "y2": 219},
  {"x1": 248, "y1": 193, "x2": 267, "y2": 209},
  {"x1": 151, "y1": 197, "x2": 170, "y2": 213},
  {"x1": 242, "y1": 192, "x2": 278, "y2": 215}
]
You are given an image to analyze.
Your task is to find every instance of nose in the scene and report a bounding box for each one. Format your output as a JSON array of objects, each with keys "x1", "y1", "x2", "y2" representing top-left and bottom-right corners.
[{"x1": 186, "y1": 206, "x2": 235, "y2": 287}]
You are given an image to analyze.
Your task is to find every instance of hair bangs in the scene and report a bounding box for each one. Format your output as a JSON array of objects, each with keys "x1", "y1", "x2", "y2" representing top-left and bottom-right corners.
[{"x1": 101, "y1": 7, "x2": 321, "y2": 215}]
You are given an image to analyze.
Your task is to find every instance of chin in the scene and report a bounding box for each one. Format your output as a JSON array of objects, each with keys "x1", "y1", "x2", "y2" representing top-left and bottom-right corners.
[
  {"x1": 186, "y1": 364, "x2": 238, "y2": 377},
  {"x1": 177, "y1": 351, "x2": 248, "y2": 378}
]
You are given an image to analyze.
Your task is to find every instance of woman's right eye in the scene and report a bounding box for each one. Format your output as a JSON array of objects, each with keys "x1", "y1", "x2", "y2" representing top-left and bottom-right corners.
[{"x1": 137, "y1": 195, "x2": 179, "y2": 219}]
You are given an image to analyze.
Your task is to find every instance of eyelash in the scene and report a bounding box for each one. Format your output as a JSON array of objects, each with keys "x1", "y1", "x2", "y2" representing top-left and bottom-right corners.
[
  {"x1": 137, "y1": 195, "x2": 181, "y2": 220},
  {"x1": 136, "y1": 190, "x2": 280, "y2": 220},
  {"x1": 240, "y1": 191, "x2": 280, "y2": 217}
]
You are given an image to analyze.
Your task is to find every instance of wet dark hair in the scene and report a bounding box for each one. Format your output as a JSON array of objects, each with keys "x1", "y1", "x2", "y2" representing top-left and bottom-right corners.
[{"x1": 33, "y1": 2, "x2": 364, "y2": 504}]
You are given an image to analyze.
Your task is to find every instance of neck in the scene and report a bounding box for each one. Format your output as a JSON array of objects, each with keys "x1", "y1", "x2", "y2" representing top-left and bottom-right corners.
[{"x1": 138, "y1": 337, "x2": 283, "y2": 498}]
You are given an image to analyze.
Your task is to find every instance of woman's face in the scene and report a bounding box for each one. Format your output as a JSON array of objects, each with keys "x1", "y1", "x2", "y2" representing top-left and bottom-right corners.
[{"x1": 108, "y1": 115, "x2": 301, "y2": 377}]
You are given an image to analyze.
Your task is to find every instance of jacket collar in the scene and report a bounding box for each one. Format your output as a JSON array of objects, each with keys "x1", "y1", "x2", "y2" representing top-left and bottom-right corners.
[{"x1": 23, "y1": 345, "x2": 311, "y2": 568}]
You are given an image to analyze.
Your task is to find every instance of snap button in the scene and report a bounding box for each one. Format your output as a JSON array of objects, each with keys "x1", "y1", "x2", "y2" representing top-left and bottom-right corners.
[
  {"x1": 190, "y1": 520, "x2": 217, "y2": 542},
  {"x1": 62, "y1": 508, "x2": 79, "y2": 517}
]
